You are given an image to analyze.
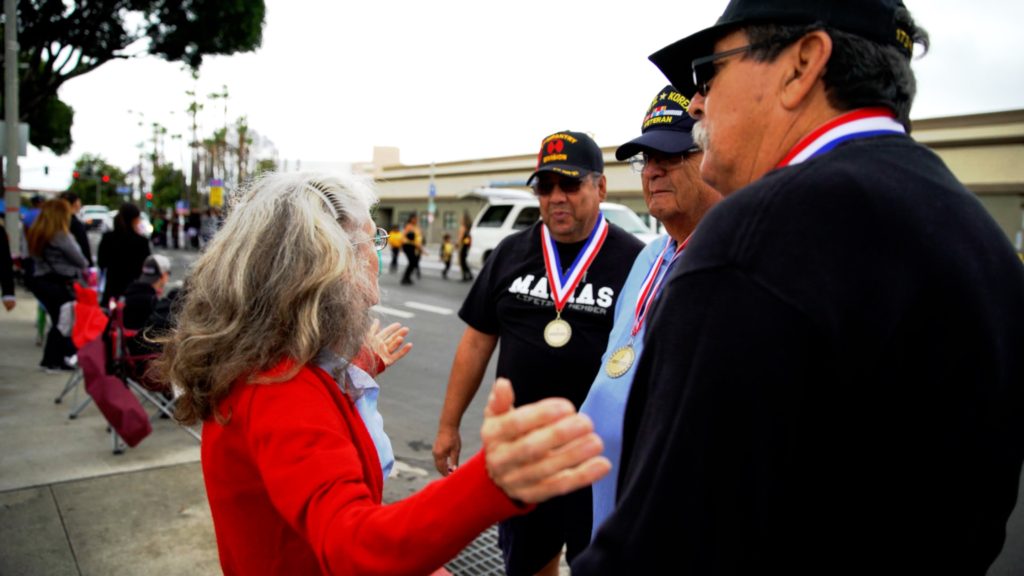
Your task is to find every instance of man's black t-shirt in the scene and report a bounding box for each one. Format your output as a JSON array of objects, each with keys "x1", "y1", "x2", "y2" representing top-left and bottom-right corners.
[{"x1": 460, "y1": 219, "x2": 644, "y2": 408}]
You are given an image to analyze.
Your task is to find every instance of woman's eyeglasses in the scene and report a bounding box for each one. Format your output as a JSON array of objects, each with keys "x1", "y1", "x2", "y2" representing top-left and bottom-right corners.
[{"x1": 357, "y1": 227, "x2": 389, "y2": 251}]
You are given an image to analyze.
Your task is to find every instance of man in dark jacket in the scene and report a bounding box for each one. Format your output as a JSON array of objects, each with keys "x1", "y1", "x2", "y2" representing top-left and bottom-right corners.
[
  {"x1": 574, "y1": 1, "x2": 1024, "y2": 574},
  {"x1": 121, "y1": 254, "x2": 172, "y2": 334},
  {"x1": 119, "y1": 254, "x2": 179, "y2": 407}
]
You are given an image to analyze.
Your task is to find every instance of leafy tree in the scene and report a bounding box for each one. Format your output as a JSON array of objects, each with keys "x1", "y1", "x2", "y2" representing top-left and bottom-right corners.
[
  {"x1": 254, "y1": 158, "x2": 277, "y2": 177},
  {"x1": 0, "y1": 0, "x2": 266, "y2": 154},
  {"x1": 69, "y1": 154, "x2": 126, "y2": 208},
  {"x1": 24, "y1": 95, "x2": 74, "y2": 154},
  {"x1": 150, "y1": 163, "x2": 185, "y2": 211}
]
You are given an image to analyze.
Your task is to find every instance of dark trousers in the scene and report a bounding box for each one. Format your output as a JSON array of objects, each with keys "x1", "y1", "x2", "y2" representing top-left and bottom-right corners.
[
  {"x1": 31, "y1": 275, "x2": 76, "y2": 368},
  {"x1": 459, "y1": 245, "x2": 473, "y2": 281},
  {"x1": 390, "y1": 247, "x2": 400, "y2": 272},
  {"x1": 401, "y1": 245, "x2": 419, "y2": 284}
]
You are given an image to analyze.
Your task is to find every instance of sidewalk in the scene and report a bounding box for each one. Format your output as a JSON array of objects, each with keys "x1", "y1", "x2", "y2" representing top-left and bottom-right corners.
[{"x1": 0, "y1": 292, "x2": 217, "y2": 575}]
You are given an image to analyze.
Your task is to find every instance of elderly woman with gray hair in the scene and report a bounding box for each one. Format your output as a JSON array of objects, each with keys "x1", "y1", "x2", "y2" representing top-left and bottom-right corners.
[{"x1": 157, "y1": 172, "x2": 609, "y2": 575}]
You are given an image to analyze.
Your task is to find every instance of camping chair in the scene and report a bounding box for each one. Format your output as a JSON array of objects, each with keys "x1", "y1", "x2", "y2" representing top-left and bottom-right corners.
[
  {"x1": 76, "y1": 335, "x2": 153, "y2": 454},
  {"x1": 53, "y1": 284, "x2": 110, "y2": 419},
  {"x1": 55, "y1": 366, "x2": 93, "y2": 419},
  {"x1": 108, "y1": 300, "x2": 201, "y2": 443}
]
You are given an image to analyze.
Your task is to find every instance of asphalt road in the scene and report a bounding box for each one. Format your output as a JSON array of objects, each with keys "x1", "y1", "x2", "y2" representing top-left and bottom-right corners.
[{"x1": 372, "y1": 261, "x2": 496, "y2": 500}]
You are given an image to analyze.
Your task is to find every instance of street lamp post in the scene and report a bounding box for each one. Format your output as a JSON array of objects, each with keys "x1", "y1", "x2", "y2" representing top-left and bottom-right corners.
[{"x1": 4, "y1": 0, "x2": 21, "y2": 250}]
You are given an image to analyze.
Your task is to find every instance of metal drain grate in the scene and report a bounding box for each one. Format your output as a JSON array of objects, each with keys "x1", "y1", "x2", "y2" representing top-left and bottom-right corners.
[{"x1": 445, "y1": 524, "x2": 505, "y2": 575}]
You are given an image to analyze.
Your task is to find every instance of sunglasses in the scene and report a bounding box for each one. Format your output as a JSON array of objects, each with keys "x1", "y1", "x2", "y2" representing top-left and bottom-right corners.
[
  {"x1": 531, "y1": 176, "x2": 585, "y2": 196},
  {"x1": 691, "y1": 43, "x2": 755, "y2": 96}
]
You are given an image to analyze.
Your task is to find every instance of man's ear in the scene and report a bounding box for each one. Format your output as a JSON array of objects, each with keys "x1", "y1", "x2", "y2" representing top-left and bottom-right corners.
[
  {"x1": 597, "y1": 174, "x2": 608, "y2": 201},
  {"x1": 779, "y1": 29, "x2": 832, "y2": 110}
]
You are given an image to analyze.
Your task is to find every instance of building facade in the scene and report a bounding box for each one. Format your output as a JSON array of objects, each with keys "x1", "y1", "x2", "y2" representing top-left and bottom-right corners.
[{"x1": 364, "y1": 110, "x2": 1024, "y2": 253}]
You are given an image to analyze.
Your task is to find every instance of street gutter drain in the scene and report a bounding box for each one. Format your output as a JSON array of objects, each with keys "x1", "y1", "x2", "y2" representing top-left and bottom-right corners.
[{"x1": 445, "y1": 524, "x2": 505, "y2": 575}]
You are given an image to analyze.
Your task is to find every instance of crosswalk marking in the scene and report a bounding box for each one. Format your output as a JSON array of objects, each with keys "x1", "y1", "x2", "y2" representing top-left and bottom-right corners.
[
  {"x1": 404, "y1": 301, "x2": 454, "y2": 315},
  {"x1": 371, "y1": 305, "x2": 415, "y2": 319},
  {"x1": 373, "y1": 302, "x2": 455, "y2": 318}
]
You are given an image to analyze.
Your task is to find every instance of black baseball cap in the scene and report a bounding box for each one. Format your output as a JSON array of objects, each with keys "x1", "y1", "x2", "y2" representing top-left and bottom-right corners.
[
  {"x1": 649, "y1": 0, "x2": 913, "y2": 97},
  {"x1": 527, "y1": 130, "x2": 604, "y2": 186},
  {"x1": 616, "y1": 85, "x2": 698, "y2": 161}
]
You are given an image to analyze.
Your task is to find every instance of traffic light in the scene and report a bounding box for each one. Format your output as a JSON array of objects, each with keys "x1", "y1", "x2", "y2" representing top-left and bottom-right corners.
[
  {"x1": 72, "y1": 170, "x2": 80, "y2": 179},
  {"x1": 145, "y1": 192, "x2": 153, "y2": 209},
  {"x1": 101, "y1": 174, "x2": 110, "y2": 183},
  {"x1": 145, "y1": 192, "x2": 153, "y2": 200}
]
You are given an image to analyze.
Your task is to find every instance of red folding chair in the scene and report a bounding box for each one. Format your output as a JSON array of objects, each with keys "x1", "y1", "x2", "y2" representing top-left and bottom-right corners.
[
  {"x1": 54, "y1": 284, "x2": 110, "y2": 418},
  {"x1": 108, "y1": 300, "x2": 200, "y2": 443},
  {"x1": 78, "y1": 336, "x2": 153, "y2": 453}
]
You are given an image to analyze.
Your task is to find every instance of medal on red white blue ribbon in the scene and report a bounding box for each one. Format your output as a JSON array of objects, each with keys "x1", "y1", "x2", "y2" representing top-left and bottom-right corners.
[
  {"x1": 605, "y1": 234, "x2": 689, "y2": 377},
  {"x1": 541, "y1": 213, "x2": 609, "y2": 348},
  {"x1": 776, "y1": 107, "x2": 906, "y2": 168}
]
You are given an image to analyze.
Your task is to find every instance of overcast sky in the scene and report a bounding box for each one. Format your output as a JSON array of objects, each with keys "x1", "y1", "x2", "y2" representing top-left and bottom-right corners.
[{"x1": 17, "y1": 0, "x2": 1024, "y2": 192}]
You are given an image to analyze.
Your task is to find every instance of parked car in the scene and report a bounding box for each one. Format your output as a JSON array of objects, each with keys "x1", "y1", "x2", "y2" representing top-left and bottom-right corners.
[
  {"x1": 80, "y1": 205, "x2": 113, "y2": 232},
  {"x1": 466, "y1": 190, "x2": 657, "y2": 268}
]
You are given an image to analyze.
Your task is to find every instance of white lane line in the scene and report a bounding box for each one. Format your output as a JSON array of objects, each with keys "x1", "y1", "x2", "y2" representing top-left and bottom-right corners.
[
  {"x1": 404, "y1": 301, "x2": 454, "y2": 315},
  {"x1": 372, "y1": 305, "x2": 415, "y2": 319},
  {"x1": 390, "y1": 460, "x2": 430, "y2": 479}
]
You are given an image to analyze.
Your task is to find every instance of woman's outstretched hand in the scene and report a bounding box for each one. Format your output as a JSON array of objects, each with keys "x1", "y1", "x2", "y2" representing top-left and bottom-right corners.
[{"x1": 367, "y1": 319, "x2": 413, "y2": 368}]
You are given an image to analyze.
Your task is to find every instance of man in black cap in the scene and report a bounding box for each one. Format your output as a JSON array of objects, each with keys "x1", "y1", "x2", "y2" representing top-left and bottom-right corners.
[
  {"x1": 121, "y1": 254, "x2": 172, "y2": 333},
  {"x1": 575, "y1": 1, "x2": 1024, "y2": 574},
  {"x1": 579, "y1": 85, "x2": 720, "y2": 540},
  {"x1": 433, "y1": 130, "x2": 643, "y2": 576}
]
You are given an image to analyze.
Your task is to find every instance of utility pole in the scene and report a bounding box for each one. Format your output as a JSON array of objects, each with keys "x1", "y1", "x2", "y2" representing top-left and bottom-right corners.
[
  {"x1": 4, "y1": 0, "x2": 20, "y2": 251},
  {"x1": 186, "y1": 73, "x2": 202, "y2": 208},
  {"x1": 427, "y1": 162, "x2": 437, "y2": 245},
  {"x1": 128, "y1": 109, "x2": 147, "y2": 205}
]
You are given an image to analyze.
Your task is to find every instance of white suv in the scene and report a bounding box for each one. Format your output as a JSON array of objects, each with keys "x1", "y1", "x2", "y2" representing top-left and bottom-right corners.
[
  {"x1": 467, "y1": 191, "x2": 657, "y2": 268},
  {"x1": 80, "y1": 204, "x2": 113, "y2": 232}
]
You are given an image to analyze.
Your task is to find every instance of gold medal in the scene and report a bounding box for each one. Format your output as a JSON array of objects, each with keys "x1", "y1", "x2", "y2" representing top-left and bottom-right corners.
[
  {"x1": 605, "y1": 345, "x2": 635, "y2": 378},
  {"x1": 544, "y1": 317, "x2": 572, "y2": 348}
]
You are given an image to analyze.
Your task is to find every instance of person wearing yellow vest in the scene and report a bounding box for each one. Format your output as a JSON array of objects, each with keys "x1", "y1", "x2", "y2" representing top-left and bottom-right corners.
[{"x1": 386, "y1": 225, "x2": 402, "y2": 273}]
